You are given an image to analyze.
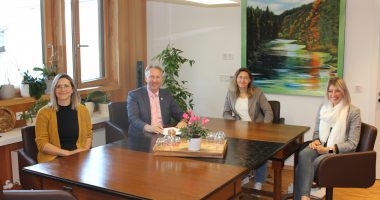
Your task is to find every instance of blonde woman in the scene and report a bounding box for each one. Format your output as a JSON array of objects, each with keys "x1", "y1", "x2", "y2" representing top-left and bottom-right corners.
[
  {"x1": 294, "y1": 77, "x2": 361, "y2": 200},
  {"x1": 35, "y1": 73, "x2": 92, "y2": 163}
]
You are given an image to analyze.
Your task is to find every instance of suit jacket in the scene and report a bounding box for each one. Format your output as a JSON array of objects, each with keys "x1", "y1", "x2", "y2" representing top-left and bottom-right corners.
[
  {"x1": 223, "y1": 87, "x2": 273, "y2": 123},
  {"x1": 127, "y1": 86, "x2": 183, "y2": 137},
  {"x1": 313, "y1": 104, "x2": 361, "y2": 153}
]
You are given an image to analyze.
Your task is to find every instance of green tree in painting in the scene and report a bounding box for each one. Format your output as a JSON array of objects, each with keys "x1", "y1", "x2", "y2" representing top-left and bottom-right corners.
[{"x1": 247, "y1": 0, "x2": 341, "y2": 68}]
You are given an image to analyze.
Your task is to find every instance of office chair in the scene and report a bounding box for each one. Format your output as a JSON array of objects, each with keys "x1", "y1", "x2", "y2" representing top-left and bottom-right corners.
[
  {"x1": 2, "y1": 189, "x2": 77, "y2": 200},
  {"x1": 105, "y1": 101, "x2": 128, "y2": 143},
  {"x1": 315, "y1": 122, "x2": 377, "y2": 200},
  {"x1": 268, "y1": 100, "x2": 285, "y2": 124},
  {"x1": 17, "y1": 126, "x2": 41, "y2": 189}
]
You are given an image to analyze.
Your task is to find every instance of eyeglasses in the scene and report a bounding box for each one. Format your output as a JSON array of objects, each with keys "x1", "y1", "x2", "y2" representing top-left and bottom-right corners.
[
  {"x1": 237, "y1": 76, "x2": 250, "y2": 80},
  {"x1": 55, "y1": 84, "x2": 71, "y2": 90}
]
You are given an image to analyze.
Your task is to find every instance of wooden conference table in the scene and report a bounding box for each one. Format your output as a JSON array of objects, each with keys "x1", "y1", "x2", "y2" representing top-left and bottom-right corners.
[{"x1": 24, "y1": 118, "x2": 309, "y2": 200}]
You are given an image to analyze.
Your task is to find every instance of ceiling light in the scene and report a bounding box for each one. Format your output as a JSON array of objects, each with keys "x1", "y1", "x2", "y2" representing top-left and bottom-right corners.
[{"x1": 186, "y1": 0, "x2": 238, "y2": 5}]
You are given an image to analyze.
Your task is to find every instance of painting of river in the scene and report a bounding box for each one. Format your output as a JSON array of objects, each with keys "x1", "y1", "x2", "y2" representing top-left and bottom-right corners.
[{"x1": 245, "y1": 0, "x2": 345, "y2": 96}]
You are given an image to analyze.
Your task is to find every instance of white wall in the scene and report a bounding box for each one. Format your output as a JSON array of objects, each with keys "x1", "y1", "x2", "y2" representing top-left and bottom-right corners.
[{"x1": 147, "y1": 0, "x2": 380, "y2": 169}]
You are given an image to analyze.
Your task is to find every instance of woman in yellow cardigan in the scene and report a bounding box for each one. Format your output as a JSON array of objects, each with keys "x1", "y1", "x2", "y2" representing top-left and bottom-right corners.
[{"x1": 35, "y1": 73, "x2": 92, "y2": 163}]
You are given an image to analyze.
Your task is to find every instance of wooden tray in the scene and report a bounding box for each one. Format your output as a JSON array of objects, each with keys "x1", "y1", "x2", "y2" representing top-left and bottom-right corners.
[{"x1": 153, "y1": 139, "x2": 227, "y2": 158}]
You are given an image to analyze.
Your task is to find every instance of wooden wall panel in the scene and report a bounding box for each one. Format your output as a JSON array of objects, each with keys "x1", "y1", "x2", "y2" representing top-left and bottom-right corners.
[{"x1": 109, "y1": 0, "x2": 147, "y2": 102}]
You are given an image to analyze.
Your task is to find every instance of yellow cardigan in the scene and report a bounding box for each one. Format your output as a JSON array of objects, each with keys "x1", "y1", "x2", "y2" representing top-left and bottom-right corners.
[{"x1": 35, "y1": 104, "x2": 92, "y2": 163}]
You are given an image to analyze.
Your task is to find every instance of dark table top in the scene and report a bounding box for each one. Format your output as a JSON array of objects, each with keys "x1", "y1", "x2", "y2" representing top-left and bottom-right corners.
[{"x1": 113, "y1": 135, "x2": 284, "y2": 169}]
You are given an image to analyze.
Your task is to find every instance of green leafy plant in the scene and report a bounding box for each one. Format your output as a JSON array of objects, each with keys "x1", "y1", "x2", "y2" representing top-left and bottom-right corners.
[
  {"x1": 21, "y1": 70, "x2": 47, "y2": 99},
  {"x1": 85, "y1": 91, "x2": 110, "y2": 104},
  {"x1": 21, "y1": 70, "x2": 34, "y2": 85},
  {"x1": 153, "y1": 44, "x2": 195, "y2": 111},
  {"x1": 18, "y1": 99, "x2": 49, "y2": 124},
  {"x1": 18, "y1": 111, "x2": 33, "y2": 124},
  {"x1": 33, "y1": 65, "x2": 57, "y2": 80},
  {"x1": 85, "y1": 91, "x2": 110, "y2": 109},
  {"x1": 29, "y1": 99, "x2": 49, "y2": 116}
]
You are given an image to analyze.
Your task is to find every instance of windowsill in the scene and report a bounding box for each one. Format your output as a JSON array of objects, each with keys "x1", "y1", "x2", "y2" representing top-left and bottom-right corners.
[
  {"x1": 0, "y1": 112, "x2": 109, "y2": 147},
  {"x1": 78, "y1": 84, "x2": 120, "y2": 96},
  {"x1": 0, "y1": 95, "x2": 50, "y2": 107}
]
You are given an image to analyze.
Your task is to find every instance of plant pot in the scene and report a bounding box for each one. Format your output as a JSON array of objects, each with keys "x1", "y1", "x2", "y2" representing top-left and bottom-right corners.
[
  {"x1": 188, "y1": 137, "x2": 201, "y2": 151},
  {"x1": 98, "y1": 103, "x2": 109, "y2": 116},
  {"x1": 45, "y1": 79, "x2": 53, "y2": 94},
  {"x1": 25, "y1": 117, "x2": 36, "y2": 126},
  {"x1": 0, "y1": 84, "x2": 16, "y2": 99},
  {"x1": 85, "y1": 102, "x2": 95, "y2": 116},
  {"x1": 20, "y1": 84, "x2": 30, "y2": 97}
]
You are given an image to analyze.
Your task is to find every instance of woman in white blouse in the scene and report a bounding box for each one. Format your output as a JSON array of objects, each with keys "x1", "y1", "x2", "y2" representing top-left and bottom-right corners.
[{"x1": 223, "y1": 68, "x2": 273, "y2": 190}]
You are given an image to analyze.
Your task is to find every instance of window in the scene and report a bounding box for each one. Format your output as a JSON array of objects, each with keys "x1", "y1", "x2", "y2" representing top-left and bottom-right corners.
[
  {"x1": 0, "y1": 0, "x2": 43, "y2": 86},
  {"x1": 65, "y1": 0, "x2": 105, "y2": 88},
  {"x1": 0, "y1": 0, "x2": 141, "y2": 98}
]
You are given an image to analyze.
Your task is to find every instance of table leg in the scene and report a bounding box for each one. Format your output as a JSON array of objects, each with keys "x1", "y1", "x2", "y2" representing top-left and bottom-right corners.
[{"x1": 272, "y1": 160, "x2": 284, "y2": 200}]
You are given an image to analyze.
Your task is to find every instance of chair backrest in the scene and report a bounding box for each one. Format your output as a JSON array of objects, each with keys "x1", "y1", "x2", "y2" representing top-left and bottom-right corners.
[
  {"x1": 268, "y1": 100, "x2": 281, "y2": 124},
  {"x1": 356, "y1": 122, "x2": 377, "y2": 152},
  {"x1": 108, "y1": 101, "x2": 129, "y2": 131},
  {"x1": 21, "y1": 126, "x2": 38, "y2": 163}
]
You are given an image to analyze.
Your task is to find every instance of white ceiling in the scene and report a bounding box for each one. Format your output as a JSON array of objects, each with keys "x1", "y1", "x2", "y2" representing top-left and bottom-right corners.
[{"x1": 147, "y1": 0, "x2": 240, "y2": 7}]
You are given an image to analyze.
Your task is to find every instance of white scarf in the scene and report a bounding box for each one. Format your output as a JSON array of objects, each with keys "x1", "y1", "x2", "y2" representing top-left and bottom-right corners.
[{"x1": 319, "y1": 101, "x2": 349, "y2": 147}]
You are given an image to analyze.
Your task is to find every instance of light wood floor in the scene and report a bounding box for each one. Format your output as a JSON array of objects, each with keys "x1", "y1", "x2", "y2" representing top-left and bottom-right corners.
[{"x1": 241, "y1": 166, "x2": 380, "y2": 200}]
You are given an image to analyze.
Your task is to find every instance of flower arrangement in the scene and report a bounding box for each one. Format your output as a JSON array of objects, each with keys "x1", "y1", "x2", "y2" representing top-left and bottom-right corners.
[{"x1": 180, "y1": 110, "x2": 209, "y2": 140}]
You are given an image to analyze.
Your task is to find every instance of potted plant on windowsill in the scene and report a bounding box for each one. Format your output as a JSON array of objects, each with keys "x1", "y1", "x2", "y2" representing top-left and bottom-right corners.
[
  {"x1": 0, "y1": 80, "x2": 16, "y2": 100},
  {"x1": 20, "y1": 70, "x2": 47, "y2": 99},
  {"x1": 0, "y1": 68, "x2": 16, "y2": 99},
  {"x1": 33, "y1": 65, "x2": 57, "y2": 94},
  {"x1": 85, "y1": 91, "x2": 110, "y2": 116},
  {"x1": 18, "y1": 111, "x2": 34, "y2": 125},
  {"x1": 18, "y1": 99, "x2": 49, "y2": 125}
]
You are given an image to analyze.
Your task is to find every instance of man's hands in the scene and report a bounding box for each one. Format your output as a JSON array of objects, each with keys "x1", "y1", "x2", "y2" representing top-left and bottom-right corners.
[
  {"x1": 144, "y1": 120, "x2": 188, "y2": 134},
  {"x1": 175, "y1": 120, "x2": 187, "y2": 129},
  {"x1": 144, "y1": 124, "x2": 163, "y2": 134}
]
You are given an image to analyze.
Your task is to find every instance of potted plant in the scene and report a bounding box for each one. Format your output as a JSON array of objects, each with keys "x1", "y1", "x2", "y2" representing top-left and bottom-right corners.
[
  {"x1": 180, "y1": 110, "x2": 209, "y2": 151},
  {"x1": 20, "y1": 70, "x2": 47, "y2": 99},
  {"x1": 153, "y1": 44, "x2": 195, "y2": 111},
  {"x1": 18, "y1": 111, "x2": 34, "y2": 125},
  {"x1": 33, "y1": 65, "x2": 57, "y2": 94},
  {"x1": 0, "y1": 68, "x2": 16, "y2": 99},
  {"x1": 0, "y1": 84, "x2": 16, "y2": 99},
  {"x1": 18, "y1": 99, "x2": 48, "y2": 125},
  {"x1": 28, "y1": 99, "x2": 49, "y2": 116},
  {"x1": 20, "y1": 70, "x2": 32, "y2": 97},
  {"x1": 85, "y1": 91, "x2": 110, "y2": 116}
]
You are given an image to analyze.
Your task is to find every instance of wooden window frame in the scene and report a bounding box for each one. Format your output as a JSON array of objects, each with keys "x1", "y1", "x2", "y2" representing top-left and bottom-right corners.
[{"x1": 42, "y1": 0, "x2": 119, "y2": 93}]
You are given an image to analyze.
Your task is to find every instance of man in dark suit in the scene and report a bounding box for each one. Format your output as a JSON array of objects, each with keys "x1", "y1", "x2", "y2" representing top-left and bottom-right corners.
[{"x1": 127, "y1": 65, "x2": 186, "y2": 137}]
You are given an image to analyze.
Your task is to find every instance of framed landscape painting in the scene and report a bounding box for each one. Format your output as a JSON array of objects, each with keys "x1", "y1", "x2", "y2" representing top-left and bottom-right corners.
[{"x1": 242, "y1": 0, "x2": 346, "y2": 96}]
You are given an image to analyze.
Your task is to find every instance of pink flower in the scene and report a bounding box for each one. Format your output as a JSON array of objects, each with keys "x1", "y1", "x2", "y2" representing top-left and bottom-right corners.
[
  {"x1": 187, "y1": 109, "x2": 193, "y2": 117},
  {"x1": 183, "y1": 113, "x2": 189, "y2": 120},
  {"x1": 189, "y1": 116, "x2": 197, "y2": 124},
  {"x1": 202, "y1": 117, "x2": 209, "y2": 126}
]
